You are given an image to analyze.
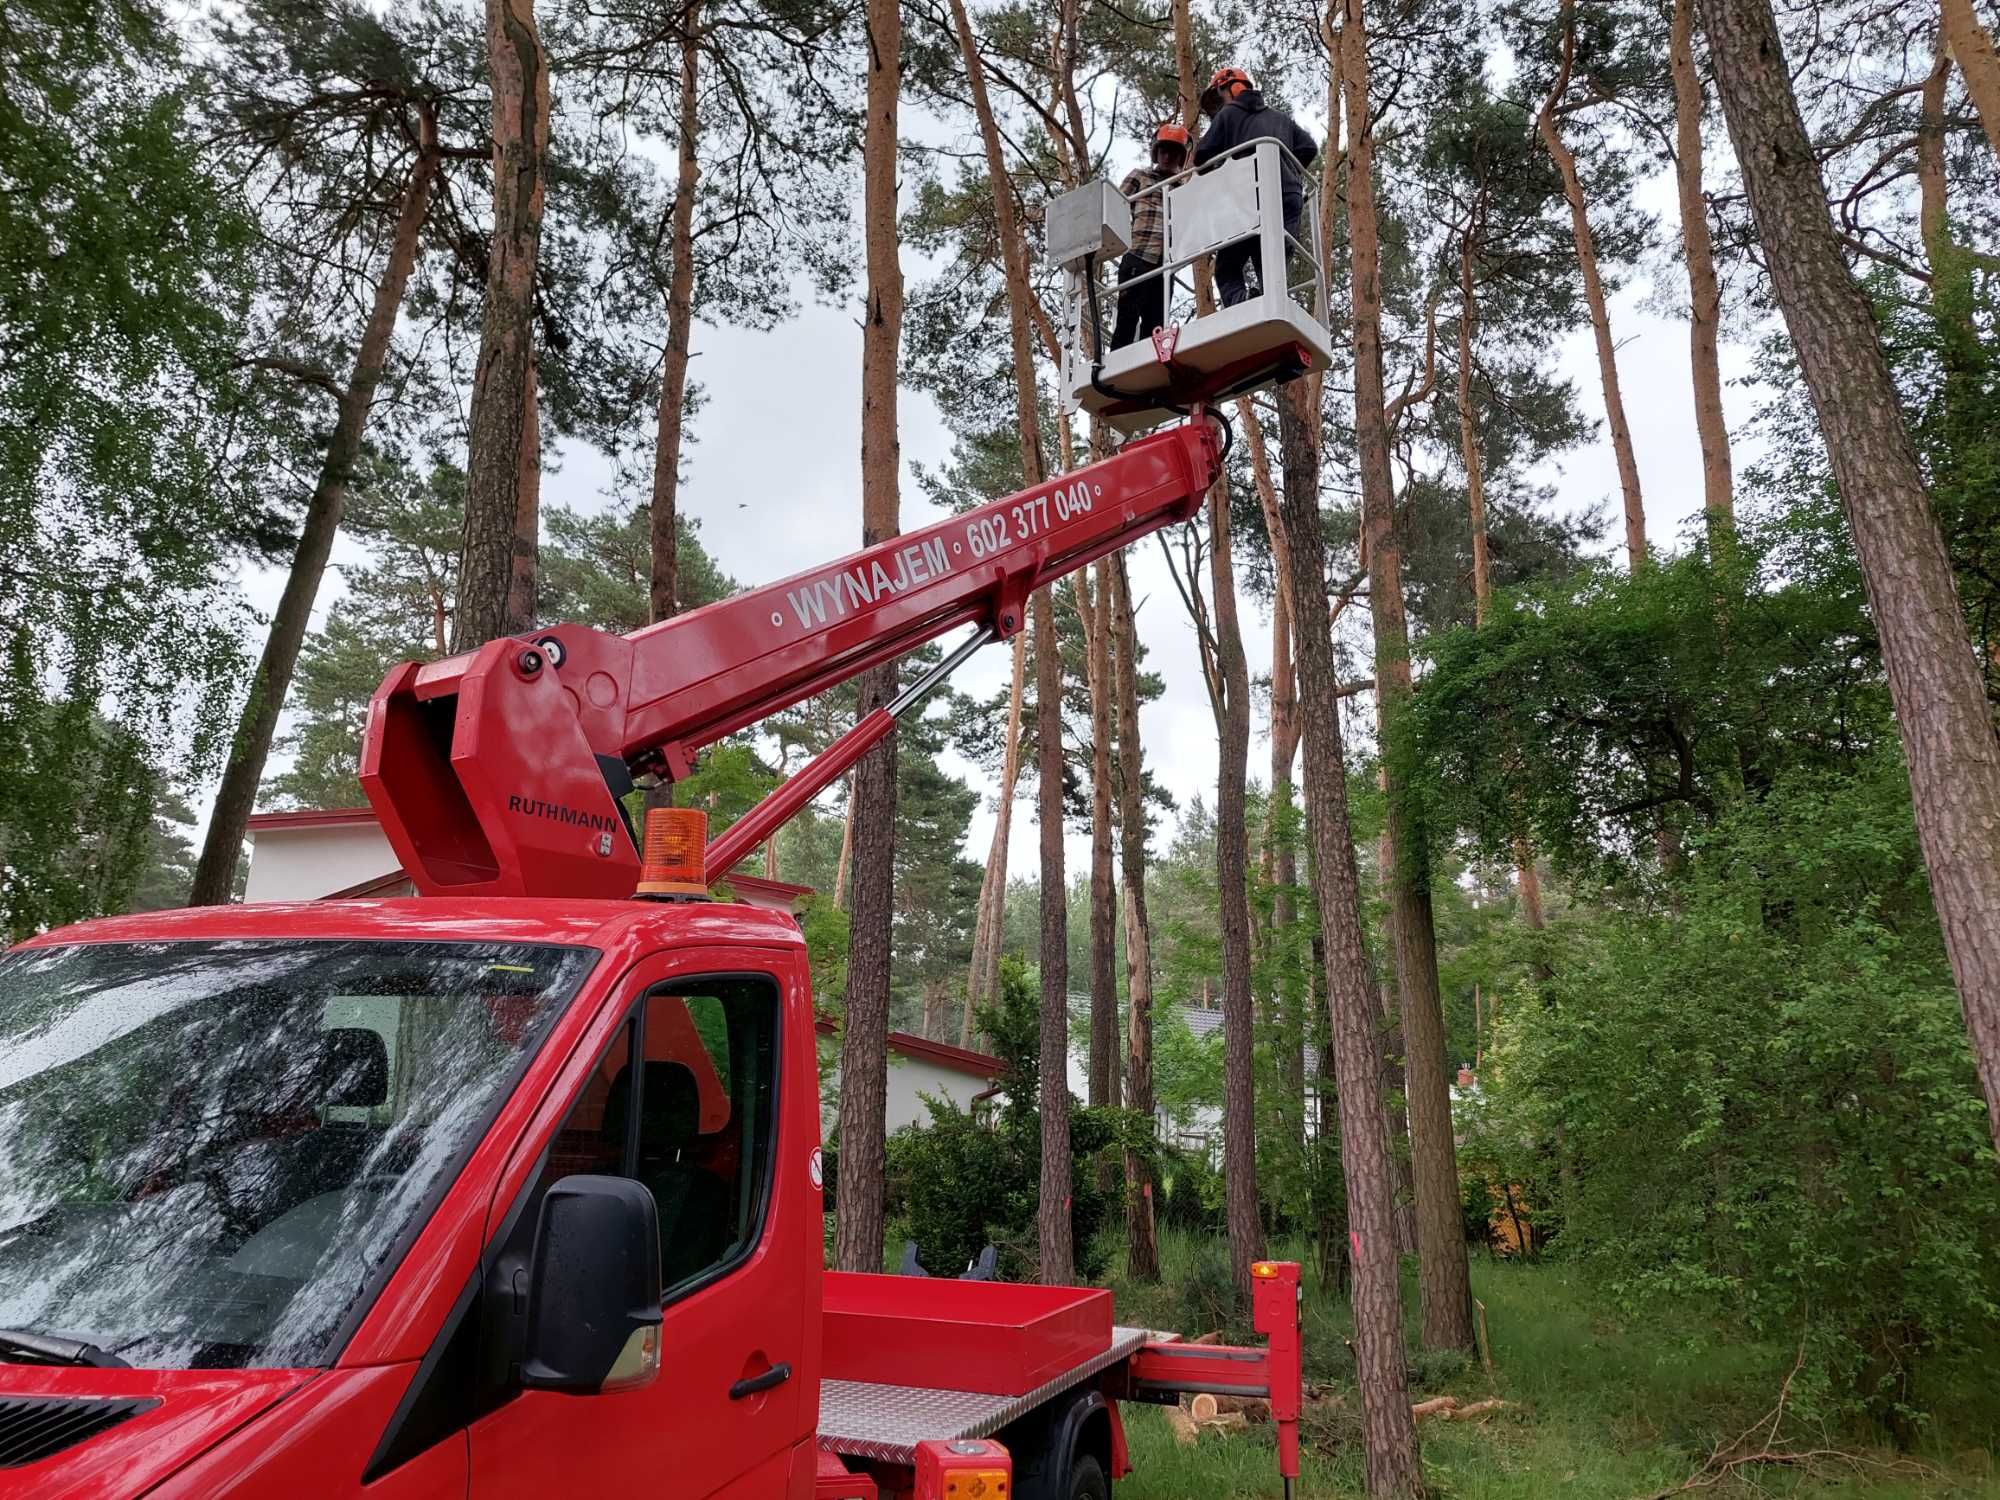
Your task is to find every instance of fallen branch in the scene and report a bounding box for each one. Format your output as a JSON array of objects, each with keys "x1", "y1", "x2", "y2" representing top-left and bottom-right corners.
[
  {"x1": 1630, "y1": 1335, "x2": 1936, "y2": 1498},
  {"x1": 1444, "y1": 1398, "x2": 1509, "y2": 1421},
  {"x1": 1632, "y1": 1447, "x2": 1937, "y2": 1499},
  {"x1": 1411, "y1": 1395, "x2": 1460, "y2": 1422}
]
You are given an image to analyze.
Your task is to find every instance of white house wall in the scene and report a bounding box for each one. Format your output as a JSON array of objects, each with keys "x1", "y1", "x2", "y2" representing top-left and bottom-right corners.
[
  {"x1": 821, "y1": 1053, "x2": 991, "y2": 1137},
  {"x1": 245, "y1": 823, "x2": 401, "y2": 903}
]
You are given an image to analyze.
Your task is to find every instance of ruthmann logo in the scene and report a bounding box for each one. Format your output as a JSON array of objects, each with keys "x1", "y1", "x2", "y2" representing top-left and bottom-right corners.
[
  {"x1": 784, "y1": 536, "x2": 953, "y2": 629},
  {"x1": 508, "y1": 795, "x2": 619, "y2": 833}
]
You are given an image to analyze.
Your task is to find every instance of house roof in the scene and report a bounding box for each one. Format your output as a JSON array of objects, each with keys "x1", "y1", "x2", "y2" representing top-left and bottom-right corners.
[
  {"x1": 813, "y1": 1018, "x2": 1002, "y2": 1080},
  {"x1": 1174, "y1": 1005, "x2": 1226, "y2": 1040},
  {"x1": 246, "y1": 807, "x2": 382, "y2": 834}
]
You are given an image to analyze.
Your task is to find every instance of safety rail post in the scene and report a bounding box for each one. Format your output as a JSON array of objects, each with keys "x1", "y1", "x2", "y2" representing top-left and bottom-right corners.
[
  {"x1": 1251, "y1": 1259, "x2": 1304, "y2": 1490},
  {"x1": 1119, "y1": 1259, "x2": 1305, "y2": 1498},
  {"x1": 1255, "y1": 139, "x2": 1284, "y2": 307}
]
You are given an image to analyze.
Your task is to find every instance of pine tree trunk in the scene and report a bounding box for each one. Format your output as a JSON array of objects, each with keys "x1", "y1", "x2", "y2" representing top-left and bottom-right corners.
[
  {"x1": 969, "y1": 0, "x2": 1071, "y2": 1285},
  {"x1": 833, "y1": 777, "x2": 855, "y2": 909},
  {"x1": 1110, "y1": 553, "x2": 1161, "y2": 1282},
  {"x1": 1457, "y1": 231, "x2": 1490, "y2": 625},
  {"x1": 1671, "y1": 0, "x2": 1733, "y2": 539},
  {"x1": 1919, "y1": 44, "x2": 1951, "y2": 271},
  {"x1": 456, "y1": 0, "x2": 549, "y2": 650},
  {"x1": 1344, "y1": 1, "x2": 1475, "y2": 1357},
  {"x1": 1208, "y1": 471, "x2": 1264, "y2": 1307},
  {"x1": 1034, "y1": 591, "x2": 1076, "y2": 1285},
  {"x1": 1515, "y1": 837, "x2": 1545, "y2": 930},
  {"x1": 966, "y1": 631, "x2": 1028, "y2": 1041},
  {"x1": 834, "y1": 0, "x2": 905, "y2": 1274},
  {"x1": 1272, "y1": 388, "x2": 1310, "y2": 1143},
  {"x1": 1698, "y1": 0, "x2": 2000, "y2": 1154},
  {"x1": 1277, "y1": 353, "x2": 1423, "y2": 1496},
  {"x1": 1942, "y1": 0, "x2": 2000, "y2": 164},
  {"x1": 189, "y1": 115, "x2": 441, "y2": 905},
  {"x1": 1081, "y1": 564, "x2": 1120, "y2": 1109},
  {"x1": 945, "y1": 0, "x2": 1041, "y2": 493},
  {"x1": 1537, "y1": 0, "x2": 1645, "y2": 571},
  {"x1": 649, "y1": 0, "x2": 702, "y2": 623},
  {"x1": 838, "y1": 660, "x2": 897, "y2": 1273},
  {"x1": 507, "y1": 358, "x2": 540, "y2": 628}
]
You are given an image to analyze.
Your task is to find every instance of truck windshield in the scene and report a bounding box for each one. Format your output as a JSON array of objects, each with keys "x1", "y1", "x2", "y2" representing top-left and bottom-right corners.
[{"x1": 0, "y1": 938, "x2": 593, "y2": 1371}]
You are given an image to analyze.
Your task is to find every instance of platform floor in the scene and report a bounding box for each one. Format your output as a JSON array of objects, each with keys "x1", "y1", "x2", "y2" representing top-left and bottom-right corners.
[{"x1": 816, "y1": 1325, "x2": 1152, "y2": 1466}]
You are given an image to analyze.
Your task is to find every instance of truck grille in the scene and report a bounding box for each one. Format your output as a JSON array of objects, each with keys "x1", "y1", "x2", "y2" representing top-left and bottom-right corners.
[{"x1": 0, "y1": 1396, "x2": 157, "y2": 1467}]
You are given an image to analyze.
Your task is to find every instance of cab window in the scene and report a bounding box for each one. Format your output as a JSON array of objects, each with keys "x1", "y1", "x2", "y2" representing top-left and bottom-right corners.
[
  {"x1": 630, "y1": 979, "x2": 778, "y2": 1295},
  {"x1": 525, "y1": 975, "x2": 778, "y2": 1300}
]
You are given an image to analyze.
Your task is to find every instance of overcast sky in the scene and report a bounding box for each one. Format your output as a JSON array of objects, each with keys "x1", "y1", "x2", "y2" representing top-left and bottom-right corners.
[{"x1": 218, "y1": 124, "x2": 1768, "y2": 886}]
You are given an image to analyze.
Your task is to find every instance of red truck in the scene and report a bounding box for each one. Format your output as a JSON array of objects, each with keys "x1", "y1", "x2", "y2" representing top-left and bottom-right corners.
[{"x1": 0, "y1": 413, "x2": 1307, "y2": 1499}]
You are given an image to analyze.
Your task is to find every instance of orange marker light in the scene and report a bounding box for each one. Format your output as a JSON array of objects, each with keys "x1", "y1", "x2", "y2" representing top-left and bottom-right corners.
[
  {"x1": 636, "y1": 807, "x2": 709, "y2": 896},
  {"x1": 941, "y1": 1473, "x2": 1009, "y2": 1498},
  {"x1": 1252, "y1": 1261, "x2": 1279, "y2": 1278}
]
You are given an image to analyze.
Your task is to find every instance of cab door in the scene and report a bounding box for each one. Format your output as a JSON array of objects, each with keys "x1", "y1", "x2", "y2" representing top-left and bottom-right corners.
[{"x1": 468, "y1": 947, "x2": 813, "y2": 1498}]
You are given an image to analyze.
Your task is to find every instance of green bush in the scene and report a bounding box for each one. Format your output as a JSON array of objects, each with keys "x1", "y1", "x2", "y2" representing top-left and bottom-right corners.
[
  {"x1": 1175, "y1": 1241, "x2": 1245, "y2": 1339},
  {"x1": 1159, "y1": 1150, "x2": 1224, "y2": 1234},
  {"x1": 1478, "y1": 749, "x2": 2000, "y2": 1424},
  {"x1": 886, "y1": 959, "x2": 1115, "y2": 1283}
]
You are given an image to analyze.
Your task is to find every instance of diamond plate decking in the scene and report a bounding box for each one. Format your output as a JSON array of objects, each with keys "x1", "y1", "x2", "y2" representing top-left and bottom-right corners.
[{"x1": 816, "y1": 1325, "x2": 1151, "y2": 1466}]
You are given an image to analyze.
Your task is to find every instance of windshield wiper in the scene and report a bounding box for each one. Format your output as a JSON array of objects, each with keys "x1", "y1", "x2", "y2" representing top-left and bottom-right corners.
[{"x1": 0, "y1": 1328, "x2": 129, "y2": 1368}]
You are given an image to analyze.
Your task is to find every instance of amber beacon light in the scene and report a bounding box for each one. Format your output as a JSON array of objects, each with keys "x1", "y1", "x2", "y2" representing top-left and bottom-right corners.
[{"x1": 636, "y1": 807, "x2": 709, "y2": 897}]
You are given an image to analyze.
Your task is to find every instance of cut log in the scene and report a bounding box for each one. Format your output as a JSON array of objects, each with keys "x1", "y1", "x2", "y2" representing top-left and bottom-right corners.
[
  {"x1": 1164, "y1": 1406, "x2": 1199, "y2": 1447},
  {"x1": 1411, "y1": 1396, "x2": 1462, "y2": 1422},
  {"x1": 1205, "y1": 1394, "x2": 1271, "y2": 1423},
  {"x1": 1189, "y1": 1393, "x2": 1219, "y2": 1422},
  {"x1": 1445, "y1": 1398, "x2": 1510, "y2": 1421}
]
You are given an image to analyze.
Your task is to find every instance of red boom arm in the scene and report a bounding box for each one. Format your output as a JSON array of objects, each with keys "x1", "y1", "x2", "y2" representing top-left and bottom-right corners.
[{"x1": 360, "y1": 418, "x2": 1223, "y2": 900}]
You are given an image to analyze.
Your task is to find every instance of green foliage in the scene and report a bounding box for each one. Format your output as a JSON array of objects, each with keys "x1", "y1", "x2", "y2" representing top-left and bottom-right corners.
[
  {"x1": 1416, "y1": 542, "x2": 1888, "y2": 882},
  {"x1": 887, "y1": 960, "x2": 1115, "y2": 1281},
  {"x1": 266, "y1": 458, "x2": 738, "y2": 812},
  {"x1": 1159, "y1": 1150, "x2": 1225, "y2": 1234},
  {"x1": 1477, "y1": 749, "x2": 2000, "y2": 1419},
  {"x1": 0, "y1": 0, "x2": 277, "y2": 932}
]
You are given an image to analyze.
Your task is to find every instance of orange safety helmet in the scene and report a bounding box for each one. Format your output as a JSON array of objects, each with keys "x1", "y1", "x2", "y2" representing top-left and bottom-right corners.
[
  {"x1": 1201, "y1": 65, "x2": 1252, "y2": 114},
  {"x1": 1152, "y1": 121, "x2": 1191, "y2": 161}
]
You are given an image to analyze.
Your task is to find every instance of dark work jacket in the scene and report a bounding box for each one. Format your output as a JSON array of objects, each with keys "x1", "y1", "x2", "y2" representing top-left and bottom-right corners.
[{"x1": 1194, "y1": 89, "x2": 1318, "y2": 217}]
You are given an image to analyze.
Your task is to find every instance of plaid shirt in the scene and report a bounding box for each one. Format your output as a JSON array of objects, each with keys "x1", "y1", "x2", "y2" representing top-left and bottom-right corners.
[{"x1": 1119, "y1": 166, "x2": 1171, "y2": 263}]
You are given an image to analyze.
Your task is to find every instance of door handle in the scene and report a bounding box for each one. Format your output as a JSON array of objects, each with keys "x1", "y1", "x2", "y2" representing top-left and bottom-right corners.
[{"x1": 729, "y1": 1362, "x2": 792, "y2": 1400}]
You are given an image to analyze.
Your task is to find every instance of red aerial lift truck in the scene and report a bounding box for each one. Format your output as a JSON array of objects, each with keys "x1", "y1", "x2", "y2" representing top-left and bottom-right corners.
[{"x1": 0, "y1": 358, "x2": 1314, "y2": 1491}]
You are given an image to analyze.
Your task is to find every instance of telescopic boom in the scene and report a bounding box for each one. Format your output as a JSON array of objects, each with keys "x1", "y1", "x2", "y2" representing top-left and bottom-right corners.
[{"x1": 361, "y1": 416, "x2": 1224, "y2": 900}]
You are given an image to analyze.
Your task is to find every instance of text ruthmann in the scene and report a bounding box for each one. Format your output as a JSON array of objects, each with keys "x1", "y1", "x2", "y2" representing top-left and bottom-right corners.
[{"x1": 508, "y1": 794, "x2": 620, "y2": 833}]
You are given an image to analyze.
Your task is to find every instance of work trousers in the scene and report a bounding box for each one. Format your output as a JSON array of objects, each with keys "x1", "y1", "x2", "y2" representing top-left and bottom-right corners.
[
  {"x1": 1111, "y1": 252, "x2": 1166, "y2": 349},
  {"x1": 1215, "y1": 201, "x2": 1302, "y2": 307}
]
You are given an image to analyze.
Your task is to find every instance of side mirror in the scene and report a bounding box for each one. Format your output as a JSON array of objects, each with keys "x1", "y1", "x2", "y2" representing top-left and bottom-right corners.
[{"x1": 521, "y1": 1175, "x2": 663, "y2": 1395}]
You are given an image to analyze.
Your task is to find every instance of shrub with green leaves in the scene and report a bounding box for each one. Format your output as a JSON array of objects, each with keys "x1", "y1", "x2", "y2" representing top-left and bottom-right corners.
[
  {"x1": 1477, "y1": 748, "x2": 2000, "y2": 1423},
  {"x1": 886, "y1": 959, "x2": 1115, "y2": 1282}
]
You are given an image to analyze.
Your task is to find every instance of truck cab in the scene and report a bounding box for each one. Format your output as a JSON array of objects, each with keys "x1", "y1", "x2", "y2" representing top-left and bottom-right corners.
[
  {"x1": 0, "y1": 898, "x2": 831, "y2": 1498},
  {"x1": 0, "y1": 413, "x2": 1314, "y2": 1498}
]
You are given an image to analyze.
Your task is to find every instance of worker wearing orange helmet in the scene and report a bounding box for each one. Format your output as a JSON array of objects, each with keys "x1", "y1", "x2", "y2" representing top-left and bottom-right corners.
[
  {"x1": 1111, "y1": 121, "x2": 1191, "y2": 348},
  {"x1": 1195, "y1": 67, "x2": 1318, "y2": 306}
]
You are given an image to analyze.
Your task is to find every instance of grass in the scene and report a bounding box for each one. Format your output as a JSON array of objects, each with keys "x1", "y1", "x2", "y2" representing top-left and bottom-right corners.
[{"x1": 1094, "y1": 1234, "x2": 2000, "y2": 1499}]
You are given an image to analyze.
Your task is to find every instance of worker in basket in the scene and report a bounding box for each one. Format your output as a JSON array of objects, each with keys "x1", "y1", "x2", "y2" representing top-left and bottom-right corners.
[
  {"x1": 1195, "y1": 66, "x2": 1318, "y2": 307},
  {"x1": 1111, "y1": 121, "x2": 1191, "y2": 349}
]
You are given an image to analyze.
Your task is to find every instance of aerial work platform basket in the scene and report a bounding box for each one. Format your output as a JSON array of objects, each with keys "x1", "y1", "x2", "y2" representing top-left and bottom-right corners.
[{"x1": 1051, "y1": 138, "x2": 1332, "y2": 435}]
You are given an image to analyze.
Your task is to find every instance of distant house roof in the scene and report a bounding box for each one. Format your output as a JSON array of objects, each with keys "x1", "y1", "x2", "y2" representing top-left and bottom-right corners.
[
  {"x1": 814, "y1": 1018, "x2": 1002, "y2": 1080},
  {"x1": 1172, "y1": 1005, "x2": 1226, "y2": 1040},
  {"x1": 246, "y1": 807, "x2": 382, "y2": 833}
]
